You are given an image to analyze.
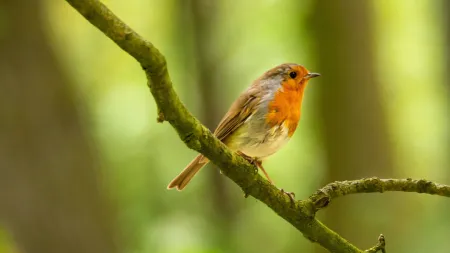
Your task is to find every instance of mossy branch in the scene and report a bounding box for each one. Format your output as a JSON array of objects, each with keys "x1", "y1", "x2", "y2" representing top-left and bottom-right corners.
[
  {"x1": 309, "y1": 177, "x2": 450, "y2": 212},
  {"x1": 65, "y1": 0, "x2": 450, "y2": 252}
]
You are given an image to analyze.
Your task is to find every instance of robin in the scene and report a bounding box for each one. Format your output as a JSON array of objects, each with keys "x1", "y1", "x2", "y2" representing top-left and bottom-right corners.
[{"x1": 167, "y1": 63, "x2": 319, "y2": 199}]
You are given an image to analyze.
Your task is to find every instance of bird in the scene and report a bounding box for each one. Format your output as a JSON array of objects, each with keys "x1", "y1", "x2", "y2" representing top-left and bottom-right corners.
[{"x1": 167, "y1": 63, "x2": 319, "y2": 199}]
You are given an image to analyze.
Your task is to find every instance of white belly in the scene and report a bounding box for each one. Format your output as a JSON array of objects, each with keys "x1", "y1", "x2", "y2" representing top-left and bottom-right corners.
[{"x1": 229, "y1": 124, "x2": 291, "y2": 159}]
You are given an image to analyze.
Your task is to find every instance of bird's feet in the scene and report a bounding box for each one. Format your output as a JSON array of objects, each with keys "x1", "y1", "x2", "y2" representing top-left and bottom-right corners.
[
  {"x1": 237, "y1": 151, "x2": 261, "y2": 174},
  {"x1": 280, "y1": 189, "x2": 296, "y2": 204},
  {"x1": 237, "y1": 151, "x2": 295, "y2": 204},
  {"x1": 238, "y1": 152, "x2": 275, "y2": 184}
]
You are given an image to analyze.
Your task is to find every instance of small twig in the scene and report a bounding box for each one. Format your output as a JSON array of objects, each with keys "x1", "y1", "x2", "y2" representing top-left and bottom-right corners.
[
  {"x1": 365, "y1": 234, "x2": 386, "y2": 253},
  {"x1": 156, "y1": 110, "x2": 165, "y2": 123},
  {"x1": 309, "y1": 177, "x2": 450, "y2": 211}
]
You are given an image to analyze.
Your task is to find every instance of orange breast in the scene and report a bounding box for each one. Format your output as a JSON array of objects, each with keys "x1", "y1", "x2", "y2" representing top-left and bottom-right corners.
[{"x1": 265, "y1": 81, "x2": 305, "y2": 137}]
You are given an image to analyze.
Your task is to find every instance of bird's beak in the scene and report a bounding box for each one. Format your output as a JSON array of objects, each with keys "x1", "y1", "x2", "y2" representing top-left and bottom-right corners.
[{"x1": 305, "y1": 73, "x2": 320, "y2": 79}]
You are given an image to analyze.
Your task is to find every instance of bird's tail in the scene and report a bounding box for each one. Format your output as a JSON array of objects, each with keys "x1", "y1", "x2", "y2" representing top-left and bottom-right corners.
[{"x1": 167, "y1": 154, "x2": 209, "y2": 191}]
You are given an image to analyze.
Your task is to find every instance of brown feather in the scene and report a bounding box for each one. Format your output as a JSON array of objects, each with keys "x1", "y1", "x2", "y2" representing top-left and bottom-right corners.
[
  {"x1": 214, "y1": 86, "x2": 262, "y2": 142},
  {"x1": 167, "y1": 87, "x2": 262, "y2": 191},
  {"x1": 167, "y1": 154, "x2": 209, "y2": 191}
]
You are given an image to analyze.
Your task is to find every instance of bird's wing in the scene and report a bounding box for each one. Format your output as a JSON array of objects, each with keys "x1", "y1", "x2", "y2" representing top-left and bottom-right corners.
[{"x1": 213, "y1": 86, "x2": 262, "y2": 141}]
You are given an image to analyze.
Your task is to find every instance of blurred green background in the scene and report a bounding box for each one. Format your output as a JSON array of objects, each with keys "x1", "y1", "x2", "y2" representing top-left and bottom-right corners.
[{"x1": 0, "y1": 0, "x2": 449, "y2": 252}]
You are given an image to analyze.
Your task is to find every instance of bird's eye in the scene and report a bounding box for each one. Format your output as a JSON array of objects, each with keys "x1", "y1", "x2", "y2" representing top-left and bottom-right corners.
[{"x1": 289, "y1": 71, "x2": 297, "y2": 79}]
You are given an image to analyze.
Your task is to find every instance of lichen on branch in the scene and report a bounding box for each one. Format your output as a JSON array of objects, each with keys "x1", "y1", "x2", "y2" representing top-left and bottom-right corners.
[{"x1": 309, "y1": 177, "x2": 450, "y2": 212}]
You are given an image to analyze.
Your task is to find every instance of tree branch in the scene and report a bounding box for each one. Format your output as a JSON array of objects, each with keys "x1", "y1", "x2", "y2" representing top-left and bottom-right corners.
[
  {"x1": 365, "y1": 234, "x2": 386, "y2": 253},
  {"x1": 64, "y1": 0, "x2": 450, "y2": 252},
  {"x1": 309, "y1": 177, "x2": 450, "y2": 212}
]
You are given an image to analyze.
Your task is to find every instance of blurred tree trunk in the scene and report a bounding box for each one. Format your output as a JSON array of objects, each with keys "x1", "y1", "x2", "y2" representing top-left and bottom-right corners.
[
  {"x1": 445, "y1": 0, "x2": 450, "y2": 163},
  {"x1": 444, "y1": 1, "x2": 450, "y2": 189},
  {"x1": 0, "y1": 1, "x2": 121, "y2": 253},
  {"x1": 188, "y1": 0, "x2": 234, "y2": 214},
  {"x1": 309, "y1": 1, "x2": 395, "y2": 251},
  {"x1": 446, "y1": 0, "x2": 450, "y2": 77},
  {"x1": 186, "y1": 0, "x2": 238, "y2": 249}
]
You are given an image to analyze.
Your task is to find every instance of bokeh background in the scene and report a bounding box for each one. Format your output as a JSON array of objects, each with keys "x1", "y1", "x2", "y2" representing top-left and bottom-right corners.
[{"x1": 0, "y1": 0, "x2": 449, "y2": 252}]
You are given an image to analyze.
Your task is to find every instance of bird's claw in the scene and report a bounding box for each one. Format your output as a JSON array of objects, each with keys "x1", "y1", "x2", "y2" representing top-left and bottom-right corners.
[
  {"x1": 238, "y1": 152, "x2": 260, "y2": 174},
  {"x1": 247, "y1": 159, "x2": 260, "y2": 174},
  {"x1": 280, "y1": 189, "x2": 296, "y2": 204}
]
